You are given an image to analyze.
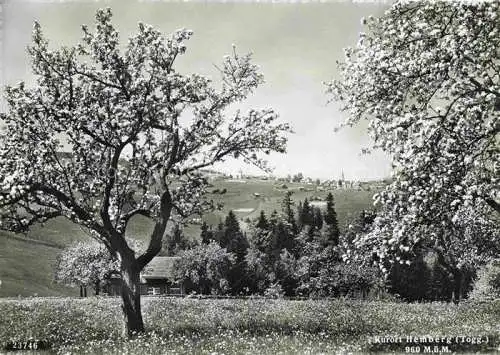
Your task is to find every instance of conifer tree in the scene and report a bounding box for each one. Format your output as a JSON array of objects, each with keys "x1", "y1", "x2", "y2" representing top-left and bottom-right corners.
[
  {"x1": 272, "y1": 221, "x2": 295, "y2": 258},
  {"x1": 269, "y1": 210, "x2": 279, "y2": 229},
  {"x1": 296, "y1": 201, "x2": 304, "y2": 230},
  {"x1": 299, "y1": 198, "x2": 313, "y2": 227},
  {"x1": 324, "y1": 193, "x2": 337, "y2": 225},
  {"x1": 281, "y1": 191, "x2": 297, "y2": 233},
  {"x1": 313, "y1": 207, "x2": 324, "y2": 231},
  {"x1": 219, "y1": 211, "x2": 238, "y2": 248},
  {"x1": 214, "y1": 220, "x2": 225, "y2": 245},
  {"x1": 164, "y1": 224, "x2": 188, "y2": 256},
  {"x1": 200, "y1": 221, "x2": 214, "y2": 245},
  {"x1": 221, "y1": 211, "x2": 249, "y2": 294},
  {"x1": 221, "y1": 210, "x2": 248, "y2": 262},
  {"x1": 252, "y1": 210, "x2": 272, "y2": 254},
  {"x1": 256, "y1": 210, "x2": 269, "y2": 230},
  {"x1": 324, "y1": 193, "x2": 340, "y2": 245}
]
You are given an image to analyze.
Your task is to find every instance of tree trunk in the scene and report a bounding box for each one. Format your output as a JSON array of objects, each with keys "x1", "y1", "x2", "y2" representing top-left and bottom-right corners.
[
  {"x1": 95, "y1": 280, "x2": 100, "y2": 296},
  {"x1": 452, "y1": 270, "x2": 463, "y2": 304},
  {"x1": 112, "y1": 189, "x2": 173, "y2": 337},
  {"x1": 434, "y1": 248, "x2": 463, "y2": 304},
  {"x1": 120, "y1": 259, "x2": 145, "y2": 337}
]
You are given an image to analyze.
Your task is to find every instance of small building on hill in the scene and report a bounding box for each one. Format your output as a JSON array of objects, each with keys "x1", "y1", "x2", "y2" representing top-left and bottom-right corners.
[
  {"x1": 104, "y1": 256, "x2": 184, "y2": 296},
  {"x1": 140, "y1": 256, "x2": 184, "y2": 296}
]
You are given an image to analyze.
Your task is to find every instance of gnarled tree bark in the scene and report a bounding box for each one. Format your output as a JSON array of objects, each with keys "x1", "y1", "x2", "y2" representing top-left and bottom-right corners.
[
  {"x1": 116, "y1": 190, "x2": 173, "y2": 336},
  {"x1": 120, "y1": 255, "x2": 144, "y2": 336}
]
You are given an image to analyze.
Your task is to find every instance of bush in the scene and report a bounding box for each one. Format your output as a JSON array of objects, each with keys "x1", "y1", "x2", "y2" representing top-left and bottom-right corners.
[
  {"x1": 174, "y1": 242, "x2": 235, "y2": 295},
  {"x1": 469, "y1": 259, "x2": 500, "y2": 301},
  {"x1": 264, "y1": 283, "x2": 285, "y2": 299},
  {"x1": 296, "y1": 244, "x2": 383, "y2": 298}
]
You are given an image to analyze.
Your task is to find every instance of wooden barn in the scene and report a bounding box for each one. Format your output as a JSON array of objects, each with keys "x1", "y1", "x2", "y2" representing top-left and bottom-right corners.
[
  {"x1": 104, "y1": 256, "x2": 184, "y2": 296},
  {"x1": 140, "y1": 256, "x2": 185, "y2": 296}
]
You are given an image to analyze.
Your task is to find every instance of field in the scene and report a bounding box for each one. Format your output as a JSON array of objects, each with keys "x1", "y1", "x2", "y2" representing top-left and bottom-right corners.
[
  {"x1": 0, "y1": 297, "x2": 499, "y2": 354},
  {"x1": 0, "y1": 235, "x2": 78, "y2": 297},
  {"x1": 0, "y1": 177, "x2": 381, "y2": 298},
  {"x1": 204, "y1": 179, "x2": 378, "y2": 230}
]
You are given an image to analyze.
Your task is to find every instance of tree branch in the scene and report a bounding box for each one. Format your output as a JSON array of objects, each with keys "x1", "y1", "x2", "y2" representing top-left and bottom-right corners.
[
  {"x1": 485, "y1": 197, "x2": 500, "y2": 215},
  {"x1": 136, "y1": 188, "x2": 173, "y2": 271}
]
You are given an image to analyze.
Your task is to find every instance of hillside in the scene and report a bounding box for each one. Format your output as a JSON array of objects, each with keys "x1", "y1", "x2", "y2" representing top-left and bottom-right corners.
[
  {"x1": 0, "y1": 177, "x2": 384, "y2": 297},
  {"x1": 0, "y1": 232, "x2": 78, "y2": 297},
  {"x1": 201, "y1": 179, "x2": 379, "y2": 229}
]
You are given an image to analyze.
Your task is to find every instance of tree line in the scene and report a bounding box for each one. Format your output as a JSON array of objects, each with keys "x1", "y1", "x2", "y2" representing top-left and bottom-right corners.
[{"x1": 170, "y1": 191, "x2": 472, "y2": 301}]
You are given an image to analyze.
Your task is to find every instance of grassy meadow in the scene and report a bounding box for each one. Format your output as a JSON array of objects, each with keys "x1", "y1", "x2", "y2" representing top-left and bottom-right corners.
[
  {"x1": 0, "y1": 235, "x2": 77, "y2": 297},
  {"x1": 205, "y1": 179, "x2": 378, "y2": 230},
  {"x1": 0, "y1": 297, "x2": 498, "y2": 354}
]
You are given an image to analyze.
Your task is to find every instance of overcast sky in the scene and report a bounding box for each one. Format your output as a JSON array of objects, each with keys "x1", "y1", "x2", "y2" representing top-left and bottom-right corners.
[{"x1": 1, "y1": 0, "x2": 391, "y2": 181}]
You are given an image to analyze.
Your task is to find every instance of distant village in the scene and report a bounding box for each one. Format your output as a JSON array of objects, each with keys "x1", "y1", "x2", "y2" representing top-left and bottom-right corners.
[{"x1": 200, "y1": 169, "x2": 389, "y2": 192}]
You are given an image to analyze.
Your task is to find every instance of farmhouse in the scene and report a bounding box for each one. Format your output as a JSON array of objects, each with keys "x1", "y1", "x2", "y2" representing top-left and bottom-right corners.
[
  {"x1": 105, "y1": 256, "x2": 184, "y2": 296},
  {"x1": 140, "y1": 256, "x2": 184, "y2": 295}
]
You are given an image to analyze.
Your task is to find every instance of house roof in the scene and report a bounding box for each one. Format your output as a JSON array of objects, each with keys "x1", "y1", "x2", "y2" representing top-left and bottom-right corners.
[{"x1": 141, "y1": 256, "x2": 181, "y2": 281}]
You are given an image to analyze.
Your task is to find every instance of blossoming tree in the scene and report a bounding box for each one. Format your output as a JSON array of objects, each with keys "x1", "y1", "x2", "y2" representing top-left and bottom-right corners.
[
  {"x1": 0, "y1": 8, "x2": 290, "y2": 334},
  {"x1": 327, "y1": 1, "x2": 499, "y2": 302},
  {"x1": 55, "y1": 238, "x2": 143, "y2": 296},
  {"x1": 55, "y1": 240, "x2": 120, "y2": 296}
]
